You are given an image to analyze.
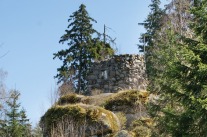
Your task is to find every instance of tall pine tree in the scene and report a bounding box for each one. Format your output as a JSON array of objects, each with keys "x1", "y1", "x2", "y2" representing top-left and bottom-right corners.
[
  {"x1": 54, "y1": 4, "x2": 114, "y2": 94},
  {"x1": 138, "y1": 0, "x2": 164, "y2": 52},
  {"x1": 148, "y1": 0, "x2": 207, "y2": 136},
  {"x1": 138, "y1": 0, "x2": 164, "y2": 79}
]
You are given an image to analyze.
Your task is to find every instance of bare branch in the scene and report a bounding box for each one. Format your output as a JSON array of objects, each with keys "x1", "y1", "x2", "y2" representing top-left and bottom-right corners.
[
  {"x1": 0, "y1": 43, "x2": 9, "y2": 59},
  {"x1": 0, "y1": 51, "x2": 9, "y2": 59}
]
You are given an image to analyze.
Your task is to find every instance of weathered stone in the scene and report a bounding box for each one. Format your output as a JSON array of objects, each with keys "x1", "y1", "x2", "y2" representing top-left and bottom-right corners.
[
  {"x1": 86, "y1": 54, "x2": 147, "y2": 93},
  {"x1": 120, "y1": 74, "x2": 125, "y2": 78},
  {"x1": 104, "y1": 85, "x2": 109, "y2": 89}
]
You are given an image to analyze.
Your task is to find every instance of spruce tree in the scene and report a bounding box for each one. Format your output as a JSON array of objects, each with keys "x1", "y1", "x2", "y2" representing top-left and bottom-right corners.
[
  {"x1": 6, "y1": 90, "x2": 21, "y2": 137},
  {"x1": 19, "y1": 108, "x2": 31, "y2": 137},
  {"x1": 54, "y1": 4, "x2": 114, "y2": 94},
  {"x1": 148, "y1": 0, "x2": 207, "y2": 136},
  {"x1": 138, "y1": 0, "x2": 164, "y2": 52},
  {"x1": 138, "y1": 0, "x2": 164, "y2": 83}
]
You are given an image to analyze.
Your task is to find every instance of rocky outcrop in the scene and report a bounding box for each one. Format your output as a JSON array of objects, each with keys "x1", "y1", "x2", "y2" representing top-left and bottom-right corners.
[{"x1": 41, "y1": 90, "x2": 151, "y2": 137}]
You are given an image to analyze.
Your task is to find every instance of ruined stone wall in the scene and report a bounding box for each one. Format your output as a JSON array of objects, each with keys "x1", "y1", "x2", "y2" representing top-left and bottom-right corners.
[{"x1": 87, "y1": 54, "x2": 147, "y2": 93}]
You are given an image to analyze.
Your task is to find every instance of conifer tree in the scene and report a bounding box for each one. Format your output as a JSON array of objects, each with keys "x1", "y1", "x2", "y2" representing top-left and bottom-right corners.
[
  {"x1": 147, "y1": 0, "x2": 207, "y2": 136},
  {"x1": 54, "y1": 4, "x2": 114, "y2": 94},
  {"x1": 0, "y1": 119, "x2": 7, "y2": 137},
  {"x1": 138, "y1": 0, "x2": 164, "y2": 52},
  {"x1": 143, "y1": 0, "x2": 194, "y2": 94},
  {"x1": 138, "y1": 0, "x2": 164, "y2": 79},
  {"x1": 19, "y1": 108, "x2": 31, "y2": 137},
  {"x1": 6, "y1": 90, "x2": 21, "y2": 137}
]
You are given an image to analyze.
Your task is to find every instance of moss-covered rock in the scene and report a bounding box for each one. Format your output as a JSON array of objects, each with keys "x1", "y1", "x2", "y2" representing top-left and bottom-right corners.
[
  {"x1": 58, "y1": 93, "x2": 114, "y2": 106},
  {"x1": 40, "y1": 104, "x2": 120, "y2": 137},
  {"x1": 129, "y1": 117, "x2": 153, "y2": 137},
  {"x1": 57, "y1": 93, "x2": 83, "y2": 105},
  {"x1": 103, "y1": 90, "x2": 149, "y2": 113},
  {"x1": 41, "y1": 90, "x2": 151, "y2": 136},
  {"x1": 113, "y1": 130, "x2": 135, "y2": 137}
]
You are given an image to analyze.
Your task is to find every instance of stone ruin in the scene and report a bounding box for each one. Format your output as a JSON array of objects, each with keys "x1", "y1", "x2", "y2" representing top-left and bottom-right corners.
[{"x1": 87, "y1": 54, "x2": 147, "y2": 93}]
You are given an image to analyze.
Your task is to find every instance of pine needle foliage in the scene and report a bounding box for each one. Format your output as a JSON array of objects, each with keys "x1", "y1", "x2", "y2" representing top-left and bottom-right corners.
[
  {"x1": 147, "y1": 0, "x2": 207, "y2": 136},
  {"x1": 54, "y1": 4, "x2": 114, "y2": 94}
]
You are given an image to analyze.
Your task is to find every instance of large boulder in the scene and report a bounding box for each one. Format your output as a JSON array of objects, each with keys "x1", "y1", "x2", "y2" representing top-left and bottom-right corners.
[
  {"x1": 103, "y1": 90, "x2": 149, "y2": 127},
  {"x1": 103, "y1": 90, "x2": 148, "y2": 113},
  {"x1": 40, "y1": 104, "x2": 120, "y2": 137}
]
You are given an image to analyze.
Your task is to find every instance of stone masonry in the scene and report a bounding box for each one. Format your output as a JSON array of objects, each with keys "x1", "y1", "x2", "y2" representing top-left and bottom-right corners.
[{"x1": 87, "y1": 54, "x2": 147, "y2": 93}]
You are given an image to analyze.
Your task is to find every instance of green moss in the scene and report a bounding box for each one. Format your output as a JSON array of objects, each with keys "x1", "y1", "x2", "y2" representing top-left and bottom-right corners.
[
  {"x1": 132, "y1": 126, "x2": 151, "y2": 137},
  {"x1": 113, "y1": 130, "x2": 135, "y2": 137},
  {"x1": 81, "y1": 96, "x2": 91, "y2": 104},
  {"x1": 98, "y1": 107, "x2": 120, "y2": 132},
  {"x1": 130, "y1": 118, "x2": 153, "y2": 137},
  {"x1": 103, "y1": 90, "x2": 147, "y2": 111},
  {"x1": 131, "y1": 117, "x2": 153, "y2": 128},
  {"x1": 41, "y1": 104, "x2": 120, "y2": 136},
  {"x1": 57, "y1": 93, "x2": 82, "y2": 105},
  {"x1": 57, "y1": 93, "x2": 115, "y2": 106},
  {"x1": 115, "y1": 112, "x2": 127, "y2": 129},
  {"x1": 85, "y1": 105, "x2": 120, "y2": 133},
  {"x1": 40, "y1": 104, "x2": 87, "y2": 135}
]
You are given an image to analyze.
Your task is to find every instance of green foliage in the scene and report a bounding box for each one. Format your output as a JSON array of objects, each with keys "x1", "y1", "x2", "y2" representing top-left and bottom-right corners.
[
  {"x1": 138, "y1": 0, "x2": 164, "y2": 52},
  {"x1": 19, "y1": 108, "x2": 32, "y2": 137},
  {"x1": 5, "y1": 90, "x2": 31, "y2": 137},
  {"x1": 146, "y1": 0, "x2": 207, "y2": 136},
  {"x1": 138, "y1": 0, "x2": 165, "y2": 95},
  {"x1": 54, "y1": 4, "x2": 114, "y2": 94},
  {"x1": 0, "y1": 119, "x2": 7, "y2": 137},
  {"x1": 6, "y1": 90, "x2": 22, "y2": 137}
]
